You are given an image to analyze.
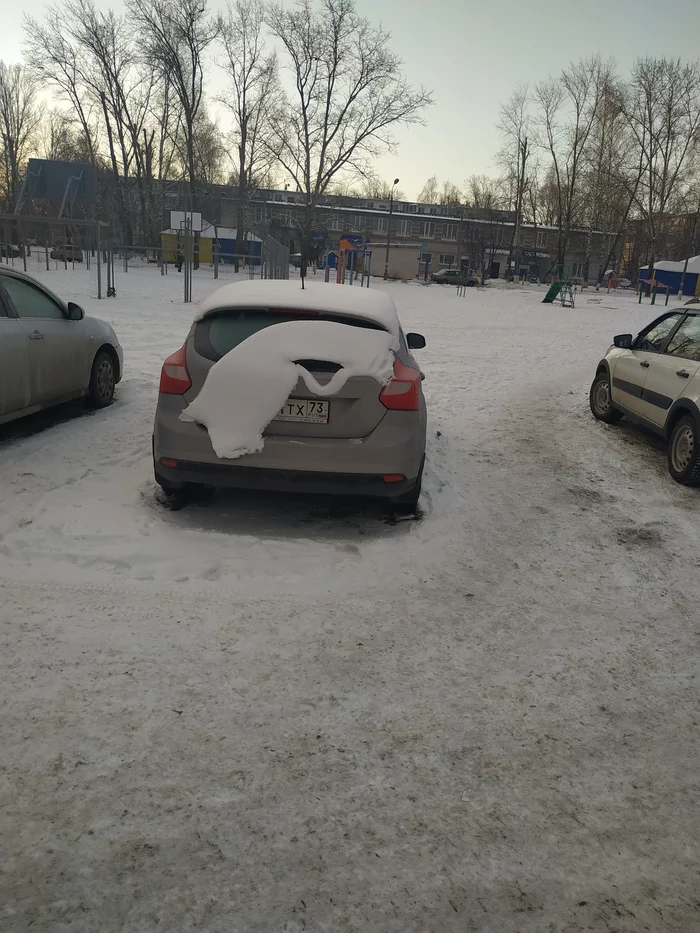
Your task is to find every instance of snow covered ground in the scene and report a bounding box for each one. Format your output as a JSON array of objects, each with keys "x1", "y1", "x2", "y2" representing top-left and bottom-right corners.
[{"x1": 1, "y1": 276, "x2": 699, "y2": 932}]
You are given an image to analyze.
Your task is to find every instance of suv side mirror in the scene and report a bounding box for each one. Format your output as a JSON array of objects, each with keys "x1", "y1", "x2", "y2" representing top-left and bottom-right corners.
[
  {"x1": 613, "y1": 333, "x2": 633, "y2": 349},
  {"x1": 406, "y1": 332, "x2": 426, "y2": 349},
  {"x1": 67, "y1": 302, "x2": 84, "y2": 321}
]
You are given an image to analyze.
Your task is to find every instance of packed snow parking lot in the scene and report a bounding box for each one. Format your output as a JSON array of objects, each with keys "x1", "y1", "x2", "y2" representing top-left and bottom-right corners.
[{"x1": 2, "y1": 277, "x2": 700, "y2": 932}]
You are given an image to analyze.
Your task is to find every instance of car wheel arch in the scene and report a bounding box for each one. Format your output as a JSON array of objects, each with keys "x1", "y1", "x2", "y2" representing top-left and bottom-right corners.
[
  {"x1": 95, "y1": 343, "x2": 120, "y2": 383},
  {"x1": 665, "y1": 399, "x2": 700, "y2": 440}
]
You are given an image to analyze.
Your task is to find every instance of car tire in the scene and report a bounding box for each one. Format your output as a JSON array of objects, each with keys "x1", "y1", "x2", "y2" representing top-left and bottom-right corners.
[
  {"x1": 667, "y1": 414, "x2": 700, "y2": 486},
  {"x1": 88, "y1": 350, "x2": 116, "y2": 408},
  {"x1": 589, "y1": 372, "x2": 624, "y2": 423}
]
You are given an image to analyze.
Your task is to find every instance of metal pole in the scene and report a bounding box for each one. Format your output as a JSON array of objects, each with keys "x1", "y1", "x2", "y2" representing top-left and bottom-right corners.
[
  {"x1": 19, "y1": 220, "x2": 27, "y2": 272},
  {"x1": 383, "y1": 178, "x2": 399, "y2": 280},
  {"x1": 96, "y1": 224, "x2": 102, "y2": 298}
]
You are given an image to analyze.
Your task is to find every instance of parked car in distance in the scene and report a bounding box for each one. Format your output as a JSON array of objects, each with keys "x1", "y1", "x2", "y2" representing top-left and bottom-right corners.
[
  {"x1": 50, "y1": 244, "x2": 84, "y2": 263},
  {"x1": 153, "y1": 280, "x2": 427, "y2": 509},
  {"x1": 0, "y1": 267, "x2": 122, "y2": 426},
  {"x1": 589, "y1": 307, "x2": 700, "y2": 485},
  {"x1": 431, "y1": 268, "x2": 478, "y2": 286},
  {"x1": 290, "y1": 252, "x2": 302, "y2": 268},
  {"x1": 1, "y1": 243, "x2": 22, "y2": 259}
]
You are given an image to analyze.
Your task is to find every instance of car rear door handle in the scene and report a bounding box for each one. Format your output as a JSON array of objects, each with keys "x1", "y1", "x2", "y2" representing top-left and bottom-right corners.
[
  {"x1": 677, "y1": 370, "x2": 690, "y2": 378},
  {"x1": 640, "y1": 360, "x2": 650, "y2": 368},
  {"x1": 28, "y1": 330, "x2": 44, "y2": 340}
]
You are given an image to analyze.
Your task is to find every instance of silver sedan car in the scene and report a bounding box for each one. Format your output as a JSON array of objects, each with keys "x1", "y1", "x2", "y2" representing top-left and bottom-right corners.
[{"x1": 0, "y1": 267, "x2": 123, "y2": 425}]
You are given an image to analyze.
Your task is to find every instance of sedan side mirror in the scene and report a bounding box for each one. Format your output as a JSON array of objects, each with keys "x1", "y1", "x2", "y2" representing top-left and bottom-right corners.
[
  {"x1": 67, "y1": 302, "x2": 84, "y2": 321},
  {"x1": 613, "y1": 333, "x2": 633, "y2": 349},
  {"x1": 406, "y1": 332, "x2": 426, "y2": 349}
]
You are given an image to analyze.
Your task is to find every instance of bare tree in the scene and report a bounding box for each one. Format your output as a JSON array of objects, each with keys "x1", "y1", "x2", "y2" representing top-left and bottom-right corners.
[
  {"x1": 622, "y1": 57, "x2": 700, "y2": 281},
  {"x1": 0, "y1": 62, "x2": 42, "y2": 210},
  {"x1": 439, "y1": 180, "x2": 462, "y2": 206},
  {"x1": 332, "y1": 171, "x2": 405, "y2": 200},
  {"x1": 534, "y1": 56, "x2": 609, "y2": 276},
  {"x1": 219, "y1": 0, "x2": 280, "y2": 268},
  {"x1": 266, "y1": 0, "x2": 432, "y2": 279},
  {"x1": 128, "y1": 0, "x2": 219, "y2": 204},
  {"x1": 417, "y1": 175, "x2": 439, "y2": 203},
  {"x1": 175, "y1": 109, "x2": 227, "y2": 184},
  {"x1": 41, "y1": 109, "x2": 94, "y2": 162},
  {"x1": 23, "y1": 13, "x2": 99, "y2": 165},
  {"x1": 466, "y1": 174, "x2": 508, "y2": 284},
  {"x1": 497, "y1": 86, "x2": 530, "y2": 277}
]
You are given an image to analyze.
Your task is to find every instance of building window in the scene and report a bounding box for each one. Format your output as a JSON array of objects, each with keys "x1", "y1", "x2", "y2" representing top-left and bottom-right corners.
[
  {"x1": 571, "y1": 261, "x2": 586, "y2": 278},
  {"x1": 439, "y1": 253, "x2": 455, "y2": 266},
  {"x1": 352, "y1": 215, "x2": 365, "y2": 231},
  {"x1": 420, "y1": 252, "x2": 432, "y2": 264},
  {"x1": 329, "y1": 217, "x2": 341, "y2": 232},
  {"x1": 398, "y1": 219, "x2": 412, "y2": 236},
  {"x1": 373, "y1": 216, "x2": 387, "y2": 235},
  {"x1": 421, "y1": 222, "x2": 435, "y2": 239},
  {"x1": 443, "y1": 223, "x2": 458, "y2": 241},
  {"x1": 536, "y1": 230, "x2": 546, "y2": 249}
]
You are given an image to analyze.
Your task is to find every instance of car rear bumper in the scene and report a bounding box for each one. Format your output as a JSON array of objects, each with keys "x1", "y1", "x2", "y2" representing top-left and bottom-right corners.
[
  {"x1": 154, "y1": 458, "x2": 419, "y2": 497},
  {"x1": 153, "y1": 395, "x2": 426, "y2": 497}
]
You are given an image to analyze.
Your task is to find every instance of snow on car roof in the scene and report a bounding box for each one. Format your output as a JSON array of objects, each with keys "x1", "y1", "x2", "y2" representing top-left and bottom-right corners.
[{"x1": 195, "y1": 280, "x2": 400, "y2": 336}]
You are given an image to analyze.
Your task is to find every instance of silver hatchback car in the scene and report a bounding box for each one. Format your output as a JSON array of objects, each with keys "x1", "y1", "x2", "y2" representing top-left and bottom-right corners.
[
  {"x1": 153, "y1": 281, "x2": 427, "y2": 508},
  {"x1": 0, "y1": 267, "x2": 123, "y2": 425}
]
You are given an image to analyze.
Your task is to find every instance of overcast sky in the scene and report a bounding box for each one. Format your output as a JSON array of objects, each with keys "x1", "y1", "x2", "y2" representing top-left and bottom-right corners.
[{"x1": 4, "y1": 0, "x2": 700, "y2": 200}]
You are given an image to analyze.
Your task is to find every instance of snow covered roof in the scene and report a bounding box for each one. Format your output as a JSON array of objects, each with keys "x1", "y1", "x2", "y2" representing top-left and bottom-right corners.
[
  {"x1": 195, "y1": 280, "x2": 400, "y2": 335},
  {"x1": 639, "y1": 256, "x2": 700, "y2": 274}
]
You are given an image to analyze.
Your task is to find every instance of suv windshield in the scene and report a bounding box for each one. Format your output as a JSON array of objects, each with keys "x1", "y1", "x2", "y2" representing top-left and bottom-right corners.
[{"x1": 195, "y1": 309, "x2": 386, "y2": 362}]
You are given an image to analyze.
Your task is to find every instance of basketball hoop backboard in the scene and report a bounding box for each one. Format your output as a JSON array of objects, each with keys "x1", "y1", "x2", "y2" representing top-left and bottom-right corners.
[{"x1": 169, "y1": 210, "x2": 202, "y2": 232}]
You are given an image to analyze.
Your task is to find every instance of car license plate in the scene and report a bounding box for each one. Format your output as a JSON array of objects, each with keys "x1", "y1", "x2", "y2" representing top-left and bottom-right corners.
[{"x1": 275, "y1": 399, "x2": 329, "y2": 424}]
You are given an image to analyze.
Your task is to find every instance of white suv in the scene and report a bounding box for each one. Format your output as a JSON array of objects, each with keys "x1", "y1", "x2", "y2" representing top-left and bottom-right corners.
[{"x1": 589, "y1": 301, "x2": 700, "y2": 485}]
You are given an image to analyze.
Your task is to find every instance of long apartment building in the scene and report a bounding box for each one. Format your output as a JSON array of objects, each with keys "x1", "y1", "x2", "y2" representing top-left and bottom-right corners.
[{"x1": 213, "y1": 188, "x2": 609, "y2": 281}]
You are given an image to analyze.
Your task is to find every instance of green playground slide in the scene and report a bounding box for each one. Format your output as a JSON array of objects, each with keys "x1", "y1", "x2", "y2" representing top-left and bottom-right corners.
[{"x1": 543, "y1": 282, "x2": 561, "y2": 303}]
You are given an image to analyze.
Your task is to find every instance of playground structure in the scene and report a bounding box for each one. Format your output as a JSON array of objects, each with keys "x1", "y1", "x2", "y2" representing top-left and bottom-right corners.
[
  {"x1": 542, "y1": 280, "x2": 576, "y2": 307},
  {"x1": 336, "y1": 247, "x2": 372, "y2": 287},
  {"x1": 638, "y1": 278, "x2": 672, "y2": 306}
]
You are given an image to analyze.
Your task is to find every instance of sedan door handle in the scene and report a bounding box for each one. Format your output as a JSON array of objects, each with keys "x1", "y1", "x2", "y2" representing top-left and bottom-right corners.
[
  {"x1": 677, "y1": 370, "x2": 690, "y2": 378},
  {"x1": 28, "y1": 330, "x2": 44, "y2": 340},
  {"x1": 639, "y1": 360, "x2": 650, "y2": 368}
]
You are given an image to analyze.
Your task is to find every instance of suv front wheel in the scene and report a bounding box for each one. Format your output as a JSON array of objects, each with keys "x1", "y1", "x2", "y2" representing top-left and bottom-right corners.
[
  {"x1": 668, "y1": 414, "x2": 700, "y2": 486},
  {"x1": 589, "y1": 371, "x2": 624, "y2": 424}
]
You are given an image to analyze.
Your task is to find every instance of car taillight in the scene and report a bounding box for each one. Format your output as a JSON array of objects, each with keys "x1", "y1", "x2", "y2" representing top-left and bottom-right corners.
[
  {"x1": 159, "y1": 344, "x2": 191, "y2": 394},
  {"x1": 379, "y1": 360, "x2": 421, "y2": 411}
]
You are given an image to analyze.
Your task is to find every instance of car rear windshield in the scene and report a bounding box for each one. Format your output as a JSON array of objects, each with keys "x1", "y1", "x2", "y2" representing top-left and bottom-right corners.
[{"x1": 194, "y1": 308, "x2": 387, "y2": 362}]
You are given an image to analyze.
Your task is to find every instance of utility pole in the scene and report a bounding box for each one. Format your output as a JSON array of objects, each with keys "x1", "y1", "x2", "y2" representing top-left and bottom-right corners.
[
  {"x1": 679, "y1": 188, "x2": 700, "y2": 297},
  {"x1": 383, "y1": 178, "x2": 400, "y2": 280}
]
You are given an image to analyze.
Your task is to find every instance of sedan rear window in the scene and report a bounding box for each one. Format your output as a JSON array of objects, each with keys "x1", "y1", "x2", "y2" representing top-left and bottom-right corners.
[{"x1": 195, "y1": 308, "x2": 386, "y2": 362}]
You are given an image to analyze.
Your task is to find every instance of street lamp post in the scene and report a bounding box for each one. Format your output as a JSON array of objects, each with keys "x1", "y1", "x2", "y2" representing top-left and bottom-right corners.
[{"x1": 383, "y1": 177, "x2": 400, "y2": 280}]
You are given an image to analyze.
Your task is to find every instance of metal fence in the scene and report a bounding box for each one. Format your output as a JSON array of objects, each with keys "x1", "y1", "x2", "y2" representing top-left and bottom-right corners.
[
  {"x1": 0, "y1": 213, "x2": 107, "y2": 299},
  {"x1": 109, "y1": 245, "x2": 187, "y2": 302},
  {"x1": 1, "y1": 216, "x2": 291, "y2": 303},
  {"x1": 263, "y1": 235, "x2": 290, "y2": 280}
]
